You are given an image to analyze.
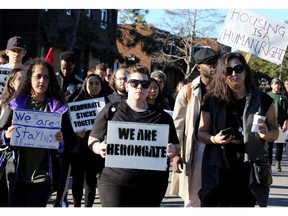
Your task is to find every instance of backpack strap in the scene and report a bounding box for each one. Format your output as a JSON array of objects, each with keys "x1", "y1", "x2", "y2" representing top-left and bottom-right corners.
[{"x1": 186, "y1": 82, "x2": 193, "y2": 103}]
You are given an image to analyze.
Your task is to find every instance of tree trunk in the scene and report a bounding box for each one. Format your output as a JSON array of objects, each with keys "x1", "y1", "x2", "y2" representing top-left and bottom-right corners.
[{"x1": 186, "y1": 63, "x2": 192, "y2": 76}]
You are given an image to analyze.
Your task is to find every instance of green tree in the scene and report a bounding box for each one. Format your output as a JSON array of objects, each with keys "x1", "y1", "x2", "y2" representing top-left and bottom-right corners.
[{"x1": 118, "y1": 9, "x2": 149, "y2": 25}]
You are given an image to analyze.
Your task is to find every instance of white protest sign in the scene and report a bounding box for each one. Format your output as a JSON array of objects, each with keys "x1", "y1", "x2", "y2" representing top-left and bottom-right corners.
[
  {"x1": 11, "y1": 109, "x2": 62, "y2": 149},
  {"x1": 106, "y1": 121, "x2": 169, "y2": 171},
  {"x1": 218, "y1": 9, "x2": 288, "y2": 65},
  {"x1": 68, "y1": 97, "x2": 105, "y2": 132},
  {"x1": 0, "y1": 67, "x2": 11, "y2": 98}
]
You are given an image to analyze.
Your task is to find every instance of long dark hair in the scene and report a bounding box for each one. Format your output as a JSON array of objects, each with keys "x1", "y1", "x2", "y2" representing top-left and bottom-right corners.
[
  {"x1": 203, "y1": 52, "x2": 258, "y2": 103},
  {"x1": 70, "y1": 73, "x2": 104, "y2": 102},
  {"x1": 17, "y1": 58, "x2": 65, "y2": 104},
  {"x1": 1, "y1": 68, "x2": 24, "y2": 108},
  {"x1": 147, "y1": 78, "x2": 171, "y2": 110}
]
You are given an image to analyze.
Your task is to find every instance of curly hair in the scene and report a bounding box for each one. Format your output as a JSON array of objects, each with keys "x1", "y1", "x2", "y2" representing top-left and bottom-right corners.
[
  {"x1": 203, "y1": 52, "x2": 258, "y2": 103},
  {"x1": 17, "y1": 58, "x2": 65, "y2": 104},
  {"x1": 1, "y1": 68, "x2": 24, "y2": 108},
  {"x1": 109, "y1": 67, "x2": 128, "y2": 91}
]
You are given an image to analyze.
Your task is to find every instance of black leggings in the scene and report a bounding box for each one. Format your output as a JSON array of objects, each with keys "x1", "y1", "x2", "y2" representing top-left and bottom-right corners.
[
  {"x1": 0, "y1": 175, "x2": 8, "y2": 207},
  {"x1": 11, "y1": 181, "x2": 51, "y2": 207},
  {"x1": 201, "y1": 163, "x2": 256, "y2": 207},
  {"x1": 98, "y1": 169, "x2": 169, "y2": 207},
  {"x1": 268, "y1": 142, "x2": 284, "y2": 164},
  {"x1": 71, "y1": 151, "x2": 104, "y2": 207}
]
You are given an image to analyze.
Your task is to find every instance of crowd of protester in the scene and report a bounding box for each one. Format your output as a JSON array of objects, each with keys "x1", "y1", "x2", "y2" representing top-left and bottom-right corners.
[{"x1": 0, "y1": 36, "x2": 286, "y2": 208}]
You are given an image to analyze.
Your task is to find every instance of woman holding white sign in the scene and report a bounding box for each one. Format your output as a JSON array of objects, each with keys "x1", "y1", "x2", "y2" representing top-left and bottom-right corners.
[
  {"x1": 88, "y1": 64, "x2": 180, "y2": 207},
  {"x1": 67, "y1": 73, "x2": 107, "y2": 207},
  {"x1": 0, "y1": 58, "x2": 74, "y2": 207}
]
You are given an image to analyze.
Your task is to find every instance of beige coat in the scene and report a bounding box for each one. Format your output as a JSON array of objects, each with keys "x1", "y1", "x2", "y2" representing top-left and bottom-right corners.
[{"x1": 170, "y1": 76, "x2": 204, "y2": 201}]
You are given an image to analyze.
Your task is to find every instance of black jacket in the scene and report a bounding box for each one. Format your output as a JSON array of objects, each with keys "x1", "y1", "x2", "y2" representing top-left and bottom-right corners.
[{"x1": 56, "y1": 71, "x2": 83, "y2": 97}]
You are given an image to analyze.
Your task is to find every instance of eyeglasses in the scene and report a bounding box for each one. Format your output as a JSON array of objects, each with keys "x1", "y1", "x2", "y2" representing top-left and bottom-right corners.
[
  {"x1": 226, "y1": 64, "x2": 244, "y2": 76},
  {"x1": 128, "y1": 79, "x2": 151, "y2": 89}
]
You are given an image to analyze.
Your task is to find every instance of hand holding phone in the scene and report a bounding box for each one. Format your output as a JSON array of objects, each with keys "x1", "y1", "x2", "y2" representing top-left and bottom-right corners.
[{"x1": 221, "y1": 127, "x2": 235, "y2": 136}]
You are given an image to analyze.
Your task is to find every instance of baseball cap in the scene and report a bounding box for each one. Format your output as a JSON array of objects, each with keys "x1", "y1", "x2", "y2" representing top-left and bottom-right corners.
[
  {"x1": 7, "y1": 36, "x2": 26, "y2": 50},
  {"x1": 194, "y1": 48, "x2": 219, "y2": 65},
  {"x1": 271, "y1": 78, "x2": 281, "y2": 84}
]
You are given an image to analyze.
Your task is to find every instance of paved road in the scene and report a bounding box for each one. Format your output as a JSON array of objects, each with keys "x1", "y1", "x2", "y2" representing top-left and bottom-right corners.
[
  {"x1": 47, "y1": 148, "x2": 288, "y2": 208},
  {"x1": 267, "y1": 151, "x2": 288, "y2": 207}
]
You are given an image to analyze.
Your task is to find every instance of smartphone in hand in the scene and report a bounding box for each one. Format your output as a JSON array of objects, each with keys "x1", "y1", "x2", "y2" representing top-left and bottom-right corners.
[{"x1": 221, "y1": 127, "x2": 235, "y2": 136}]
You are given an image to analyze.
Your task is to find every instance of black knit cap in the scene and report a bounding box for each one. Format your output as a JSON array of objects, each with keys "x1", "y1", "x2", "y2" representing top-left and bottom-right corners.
[{"x1": 194, "y1": 48, "x2": 219, "y2": 65}]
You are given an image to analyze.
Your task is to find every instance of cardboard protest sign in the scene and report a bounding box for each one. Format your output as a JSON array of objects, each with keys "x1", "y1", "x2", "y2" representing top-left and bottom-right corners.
[
  {"x1": 218, "y1": 9, "x2": 288, "y2": 65},
  {"x1": 11, "y1": 109, "x2": 62, "y2": 149},
  {"x1": 68, "y1": 97, "x2": 105, "y2": 132},
  {"x1": 0, "y1": 67, "x2": 11, "y2": 98},
  {"x1": 105, "y1": 121, "x2": 169, "y2": 171}
]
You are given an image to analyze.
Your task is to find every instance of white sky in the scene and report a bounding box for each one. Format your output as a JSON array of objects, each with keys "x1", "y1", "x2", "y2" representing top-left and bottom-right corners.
[
  {"x1": 146, "y1": 9, "x2": 288, "y2": 24},
  {"x1": 144, "y1": 9, "x2": 288, "y2": 38},
  {"x1": 2, "y1": 0, "x2": 288, "y2": 9}
]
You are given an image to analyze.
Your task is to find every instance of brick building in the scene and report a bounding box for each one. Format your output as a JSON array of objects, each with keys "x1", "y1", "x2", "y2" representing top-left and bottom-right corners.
[{"x1": 0, "y1": 9, "x2": 119, "y2": 78}]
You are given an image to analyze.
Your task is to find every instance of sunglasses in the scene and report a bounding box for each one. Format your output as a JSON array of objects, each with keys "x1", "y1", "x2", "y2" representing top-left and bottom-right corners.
[
  {"x1": 128, "y1": 79, "x2": 151, "y2": 89},
  {"x1": 226, "y1": 64, "x2": 244, "y2": 76}
]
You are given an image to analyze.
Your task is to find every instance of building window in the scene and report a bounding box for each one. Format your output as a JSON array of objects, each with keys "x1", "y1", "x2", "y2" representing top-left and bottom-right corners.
[
  {"x1": 66, "y1": 9, "x2": 71, "y2": 16},
  {"x1": 192, "y1": 46, "x2": 210, "y2": 56},
  {"x1": 86, "y1": 9, "x2": 91, "y2": 18},
  {"x1": 101, "y1": 10, "x2": 108, "y2": 29}
]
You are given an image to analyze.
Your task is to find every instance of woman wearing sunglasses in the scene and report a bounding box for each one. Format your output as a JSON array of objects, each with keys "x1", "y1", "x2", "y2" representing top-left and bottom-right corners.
[
  {"x1": 88, "y1": 64, "x2": 180, "y2": 207},
  {"x1": 198, "y1": 52, "x2": 278, "y2": 207}
]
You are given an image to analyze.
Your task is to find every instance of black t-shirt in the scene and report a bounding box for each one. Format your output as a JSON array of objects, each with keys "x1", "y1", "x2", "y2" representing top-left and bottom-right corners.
[
  {"x1": 90, "y1": 100, "x2": 178, "y2": 143},
  {"x1": 89, "y1": 100, "x2": 179, "y2": 185}
]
